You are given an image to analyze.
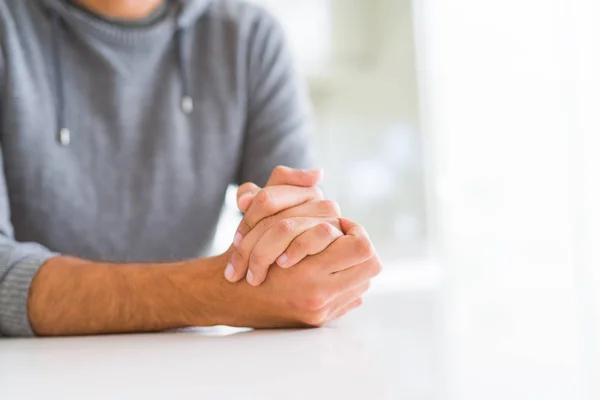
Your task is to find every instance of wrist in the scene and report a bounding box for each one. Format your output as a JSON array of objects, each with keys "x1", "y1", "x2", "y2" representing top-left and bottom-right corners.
[{"x1": 172, "y1": 250, "x2": 234, "y2": 328}]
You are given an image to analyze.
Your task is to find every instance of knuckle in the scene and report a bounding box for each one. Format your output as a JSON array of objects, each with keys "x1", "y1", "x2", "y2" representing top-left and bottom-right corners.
[
  {"x1": 371, "y1": 257, "x2": 383, "y2": 276},
  {"x1": 312, "y1": 186, "x2": 325, "y2": 200},
  {"x1": 273, "y1": 165, "x2": 287, "y2": 176},
  {"x1": 376, "y1": 262, "x2": 383, "y2": 276},
  {"x1": 318, "y1": 200, "x2": 341, "y2": 217},
  {"x1": 355, "y1": 235, "x2": 375, "y2": 259},
  {"x1": 249, "y1": 251, "x2": 266, "y2": 268},
  {"x1": 255, "y1": 214, "x2": 278, "y2": 232},
  {"x1": 291, "y1": 236, "x2": 306, "y2": 252},
  {"x1": 240, "y1": 218, "x2": 254, "y2": 234},
  {"x1": 357, "y1": 280, "x2": 371, "y2": 296},
  {"x1": 254, "y1": 189, "x2": 275, "y2": 211},
  {"x1": 276, "y1": 218, "x2": 295, "y2": 235},
  {"x1": 300, "y1": 289, "x2": 328, "y2": 311},
  {"x1": 355, "y1": 297, "x2": 364, "y2": 308},
  {"x1": 254, "y1": 214, "x2": 277, "y2": 234},
  {"x1": 364, "y1": 259, "x2": 382, "y2": 278},
  {"x1": 238, "y1": 243, "x2": 252, "y2": 262},
  {"x1": 316, "y1": 222, "x2": 335, "y2": 237},
  {"x1": 302, "y1": 310, "x2": 328, "y2": 327}
]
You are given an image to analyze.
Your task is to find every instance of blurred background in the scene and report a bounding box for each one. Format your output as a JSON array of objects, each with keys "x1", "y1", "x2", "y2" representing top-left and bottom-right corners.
[
  {"x1": 210, "y1": 1, "x2": 600, "y2": 398},
  {"x1": 214, "y1": 0, "x2": 433, "y2": 287}
]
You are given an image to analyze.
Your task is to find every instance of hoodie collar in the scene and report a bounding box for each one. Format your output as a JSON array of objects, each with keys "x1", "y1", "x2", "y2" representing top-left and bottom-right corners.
[
  {"x1": 45, "y1": 0, "x2": 208, "y2": 146},
  {"x1": 39, "y1": 0, "x2": 213, "y2": 47}
]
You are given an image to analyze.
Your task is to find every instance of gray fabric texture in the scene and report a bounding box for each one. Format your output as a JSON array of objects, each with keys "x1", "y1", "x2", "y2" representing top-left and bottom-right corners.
[{"x1": 0, "y1": 0, "x2": 314, "y2": 337}]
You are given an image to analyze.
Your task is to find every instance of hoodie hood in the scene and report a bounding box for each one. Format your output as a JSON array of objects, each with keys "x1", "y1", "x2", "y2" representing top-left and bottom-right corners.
[{"x1": 176, "y1": 0, "x2": 213, "y2": 28}]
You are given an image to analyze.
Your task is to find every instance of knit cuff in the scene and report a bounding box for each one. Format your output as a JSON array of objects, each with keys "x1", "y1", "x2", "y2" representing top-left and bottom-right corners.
[{"x1": 0, "y1": 254, "x2": 57, "y2": 336}]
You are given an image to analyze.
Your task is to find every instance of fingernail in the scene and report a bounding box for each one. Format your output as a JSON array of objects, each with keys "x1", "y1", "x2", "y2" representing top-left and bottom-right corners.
[
  {"x1": 277, "y1": 253, "x2": 288, "y2": 267},
  {"x1": 246, "y1": 269, "x2": 255, "y2": 285},
  {"x1": 303, "y1": 168, "x2": 322, "y2": 176},
  {"x1": 224, "y1": 263, "x2": 235, "y2": 282},
  {"x1": 233, "y1": 232, "x2": 243, "y2": 247}
]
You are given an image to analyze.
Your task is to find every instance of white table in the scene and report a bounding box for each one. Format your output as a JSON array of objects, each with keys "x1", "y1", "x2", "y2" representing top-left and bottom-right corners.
[
  {"x1": 0, "y1": 288, "x2": 589, "y2": 399},
  {"x1": 0, "y1": 291, "x2": 438, "y2": 400}
]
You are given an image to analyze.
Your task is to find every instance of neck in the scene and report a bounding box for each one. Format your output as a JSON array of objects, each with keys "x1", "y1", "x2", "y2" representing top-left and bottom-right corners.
[{"x1": 73, "y1": 0, "x2": 165, "y2": 20}]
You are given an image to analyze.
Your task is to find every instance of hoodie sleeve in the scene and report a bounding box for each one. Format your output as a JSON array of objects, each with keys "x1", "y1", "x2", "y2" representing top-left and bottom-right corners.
[
  {"x1": 0, "y1": 144, "x2": 58, "y2": 337},
  {"x1": 0, "y1": 50, "x2": 58, "y2": 337},
  {"x1": 236, "y1": 7, "x2": 316, "y2": 187}
]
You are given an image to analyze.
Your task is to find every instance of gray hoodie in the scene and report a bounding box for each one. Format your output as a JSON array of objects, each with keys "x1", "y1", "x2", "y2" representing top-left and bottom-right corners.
[{"x1": 0, "y1": 0, "x2": 314, "y2": 337}]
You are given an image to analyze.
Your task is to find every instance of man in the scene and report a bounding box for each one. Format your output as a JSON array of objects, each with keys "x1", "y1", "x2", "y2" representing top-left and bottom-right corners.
[{"x1": 0, "y1": 0, "x2": 381, "y2": 337}]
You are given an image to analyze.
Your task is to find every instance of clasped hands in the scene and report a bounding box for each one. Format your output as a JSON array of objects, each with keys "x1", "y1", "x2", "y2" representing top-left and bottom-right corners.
[{"x1": 222, "y1": 166, "x2": 382, "y2": 326}]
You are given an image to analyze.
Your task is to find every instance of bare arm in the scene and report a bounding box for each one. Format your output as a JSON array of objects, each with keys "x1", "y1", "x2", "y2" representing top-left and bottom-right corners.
[
  {"x1": 27, "y1": 216, "x2": 381, "y2": 337},
  {"x1": 28, "y1": 255, "x2": 224, "y2": 336},
  {"x1": 25, "y1": 166, "x2": 382, "y2": 337}
]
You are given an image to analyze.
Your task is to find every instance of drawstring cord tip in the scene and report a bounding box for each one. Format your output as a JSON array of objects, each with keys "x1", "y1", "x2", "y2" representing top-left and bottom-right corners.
[
  {"x1": 57, "y1": 128, "x2": 71, "y2": 146},
  {"x1": 181, "y1": 95, "x2": 194, "y2": 114}
]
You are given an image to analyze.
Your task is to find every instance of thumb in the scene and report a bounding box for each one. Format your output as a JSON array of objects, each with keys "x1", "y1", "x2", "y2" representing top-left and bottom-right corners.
[
  {"x1": 236, "y1": 182, "x2": 261, "y2": 213},
  {"x1": 266, "y1": 166, "x2": 323, "y2": 187}
]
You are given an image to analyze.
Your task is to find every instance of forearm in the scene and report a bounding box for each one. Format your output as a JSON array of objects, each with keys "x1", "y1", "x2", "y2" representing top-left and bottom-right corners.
[{"x1": 28, "y1": 255, "x2": 221, "y2": 336}]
